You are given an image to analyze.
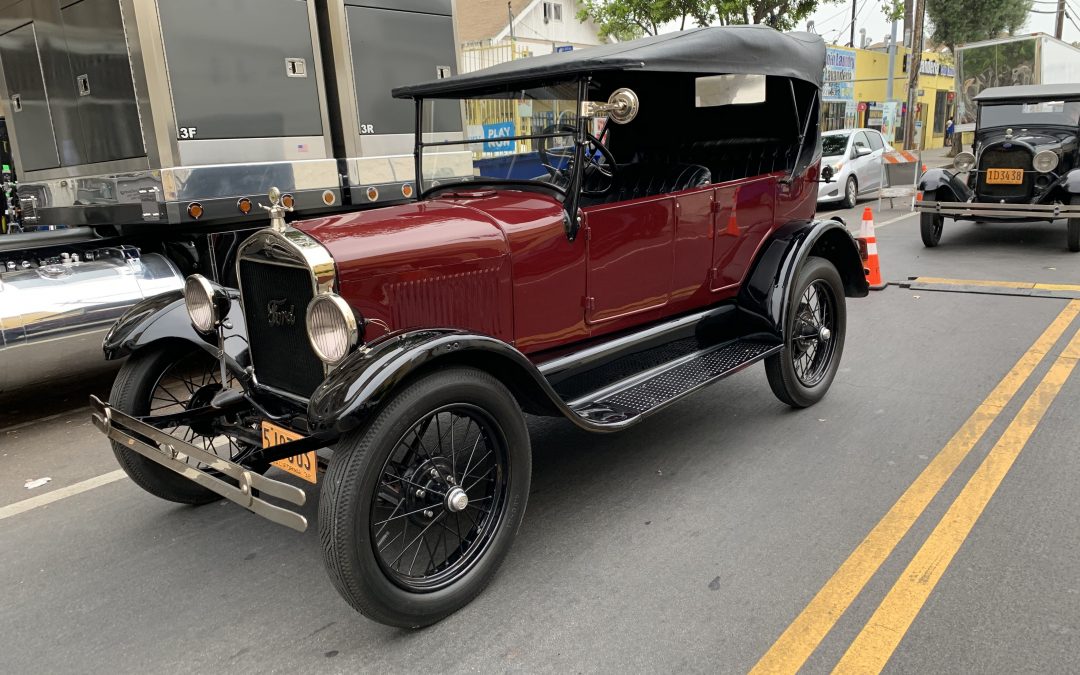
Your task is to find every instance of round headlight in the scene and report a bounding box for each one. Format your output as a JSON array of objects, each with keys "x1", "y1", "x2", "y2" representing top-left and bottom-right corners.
[
  {"x1": 183, "y1": 274, "x2": 231, "y2": 334},
  {"x1": 306, "y1": 294, "x2": 358, "y2": 365},
  {"x1": 953, "y1": 152, "x2": 975, "y2": 173},
  {"x1": 1033, "y1": 150, "x2": 1059, "y2": 174},
  {"x1": 184, "y1": 275, "x2": 216, "y2": 333}
]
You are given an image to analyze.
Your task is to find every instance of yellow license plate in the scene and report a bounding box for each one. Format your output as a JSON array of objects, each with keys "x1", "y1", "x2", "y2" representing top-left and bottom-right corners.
[
  {"x1": 262, "y1": 421, "x2": 317, "y2": 484},
  {"x1": 986, "y1": 168, "x2": 1024, "y2": 184}
]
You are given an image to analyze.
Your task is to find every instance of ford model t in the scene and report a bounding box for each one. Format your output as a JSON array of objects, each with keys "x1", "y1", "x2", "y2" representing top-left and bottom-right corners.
[
  {"x1": 90, "y1": 26, "x2": 867, "y2": 627},
  {"x1": 916, "y1": 83, "x2": 1080, "y2": 249}
]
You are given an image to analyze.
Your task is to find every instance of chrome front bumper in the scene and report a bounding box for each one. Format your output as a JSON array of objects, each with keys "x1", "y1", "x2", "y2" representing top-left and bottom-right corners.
[
  {"x1": 89, "y1": 396, "x2": 309, "y2": 532},
  {"x1": 916, "y1": 200, "x2": 1080, "y2": 220}
]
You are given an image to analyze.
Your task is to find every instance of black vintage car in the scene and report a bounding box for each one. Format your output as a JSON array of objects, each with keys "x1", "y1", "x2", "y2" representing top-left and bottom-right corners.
[{"x1": 916, "y1": 83, "x2": 1080, "y2": 250}]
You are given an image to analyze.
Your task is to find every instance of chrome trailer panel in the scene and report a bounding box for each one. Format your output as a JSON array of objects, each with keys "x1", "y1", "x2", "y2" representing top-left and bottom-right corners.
[{"x1": 0, "y1": 247, "x2": 183, "y2": 394}]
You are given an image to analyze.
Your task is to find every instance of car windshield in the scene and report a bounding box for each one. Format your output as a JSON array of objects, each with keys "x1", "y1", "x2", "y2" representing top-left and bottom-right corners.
[
  {"x1": 979, "y1": 101, "x2": 1080, "y2": 128},
  {"x1": 822, "y1": 134, "x2": 849, "y2": 156},
  {"x1": 418, "y1": 82, "x2": 606, "y2": 194}
]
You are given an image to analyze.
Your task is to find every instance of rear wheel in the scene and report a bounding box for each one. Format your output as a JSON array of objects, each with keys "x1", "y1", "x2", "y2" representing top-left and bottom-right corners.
[
  {"x1": 765, "y1": 257, "x2": 846, "y2": 408},
  {"x1": 921, "y1": 212, "x2": 944, "y2": 247},
  {"x1": 320, "y1": 367, "x2": 531, "y2": 628},
  {"x1": 1068, "y1": 218, "x2": 1080, "y2": 252}
]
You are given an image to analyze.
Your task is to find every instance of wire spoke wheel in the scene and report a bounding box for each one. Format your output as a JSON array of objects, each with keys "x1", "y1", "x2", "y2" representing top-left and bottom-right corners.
[
  {"x1": 147, "y1": 350, "x2": 248, "y2": 466},
  {"x1": 791, "y1": 280, "x2": 837, "y2": 388},
  {"x1": 370, "y1": 404, "x2": 509, "y2": 592}
]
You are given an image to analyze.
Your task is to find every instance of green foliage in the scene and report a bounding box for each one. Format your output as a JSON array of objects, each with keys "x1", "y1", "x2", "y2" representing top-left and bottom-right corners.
[
  {"x1": 880, "y1": 0, "x2": 904, "y2": 23},
  {"x1": 925, "y1": 0, "x2": 1033, "y2": 50},
  {"x1": 577, "y1": 0, "x2": 712, "y2": 40},
  {"x1": 578, "y1": 0, "x2": 839, "y2": 37}
]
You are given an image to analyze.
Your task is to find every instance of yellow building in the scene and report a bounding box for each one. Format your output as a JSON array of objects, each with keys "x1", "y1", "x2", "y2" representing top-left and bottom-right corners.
[{"x1": 852, "y1": 46, "x2": 956, "y2": 150}]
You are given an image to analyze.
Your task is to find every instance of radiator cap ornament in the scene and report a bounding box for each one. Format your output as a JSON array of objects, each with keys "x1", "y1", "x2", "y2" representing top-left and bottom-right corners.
[{"x1": 260, "y1": 186, "x2": 293, "y2": 232}]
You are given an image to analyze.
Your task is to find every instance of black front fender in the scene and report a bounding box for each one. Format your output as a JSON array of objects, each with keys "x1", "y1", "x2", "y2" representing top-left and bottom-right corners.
[
  {"x1": 307, "y1": 330, "x2": 582, "y2": 435},
  {"x1": 737, "y1": 219, "x2": 868, "y2": 338},
  {"x1": 102, "y1": 289, "x2": 250, "y2": 364},
  {"x1": 918, "y1": 167, "x2": 971, "y2": 202}
]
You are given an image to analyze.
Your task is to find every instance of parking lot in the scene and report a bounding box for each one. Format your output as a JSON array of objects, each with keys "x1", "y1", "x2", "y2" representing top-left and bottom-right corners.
[{"x1": 3, "y1": 204, "x2": 1080, "y2": 673}]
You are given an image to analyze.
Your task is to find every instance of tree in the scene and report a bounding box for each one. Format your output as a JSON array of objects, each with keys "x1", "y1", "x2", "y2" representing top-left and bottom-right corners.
[
  {"x1": 577, "y1": 0, "x2": 712, "y2": 40},
  {"x1": 578, "y1": 0, "x2": 838, "y2": 39},
  {"x1": 925, "y1": 0, "x2": 1032, "y2": 50}
]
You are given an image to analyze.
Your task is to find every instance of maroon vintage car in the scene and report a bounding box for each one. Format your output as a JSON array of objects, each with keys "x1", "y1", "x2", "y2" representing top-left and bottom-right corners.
[{"x1": 90, "y1": 26, "x2": 867, "y2": 627}]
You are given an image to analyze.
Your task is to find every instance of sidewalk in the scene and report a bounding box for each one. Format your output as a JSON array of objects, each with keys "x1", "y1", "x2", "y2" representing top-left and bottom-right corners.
[{"x1": 918, "y1": 145, "x2": 952, "y2": 169}]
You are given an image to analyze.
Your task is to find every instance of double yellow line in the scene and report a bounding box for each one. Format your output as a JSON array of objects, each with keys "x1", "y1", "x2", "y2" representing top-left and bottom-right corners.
[{"x1": 752, "y1": 299, "x2": 1080, "y2": 674}]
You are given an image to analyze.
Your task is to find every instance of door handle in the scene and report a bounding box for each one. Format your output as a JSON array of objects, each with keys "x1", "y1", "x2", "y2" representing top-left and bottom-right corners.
[
  {"x1": 10, "y1": 93, "x2": 21, "y2": 112},
  {"x1": 76, "y1": 74, "x2": 90, "y2": 96}
]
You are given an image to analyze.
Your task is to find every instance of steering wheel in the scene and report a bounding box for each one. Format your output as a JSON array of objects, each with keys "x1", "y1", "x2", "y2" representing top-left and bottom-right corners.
[{"x1": 536, "y1": 124, "x2": 617, "y2": 197}]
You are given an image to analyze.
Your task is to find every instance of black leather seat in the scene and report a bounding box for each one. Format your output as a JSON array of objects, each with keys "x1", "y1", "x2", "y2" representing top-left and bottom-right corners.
[{"x1": 581, "y1": 162, "x2": 712, "y2": 205}]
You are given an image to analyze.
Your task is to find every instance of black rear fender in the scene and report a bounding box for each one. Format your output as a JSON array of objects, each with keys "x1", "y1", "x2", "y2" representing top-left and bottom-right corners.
[{"x1": 737, "y1": 219, "x2": 868, "y2": 337}]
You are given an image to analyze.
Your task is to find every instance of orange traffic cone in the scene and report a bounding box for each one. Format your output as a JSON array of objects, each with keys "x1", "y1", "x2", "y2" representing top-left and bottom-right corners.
[{"x1": 858, "y1": 206, "x2": 886, "y2": 290}]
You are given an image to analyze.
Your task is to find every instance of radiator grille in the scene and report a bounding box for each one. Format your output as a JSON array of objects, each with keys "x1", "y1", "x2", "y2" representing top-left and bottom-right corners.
[
  {"x1": 239, "y1": 259, "x2": 324, "y2": 397},
  {"x1": 976, "y1": 146, "x2": 1032, "y2": 200}
]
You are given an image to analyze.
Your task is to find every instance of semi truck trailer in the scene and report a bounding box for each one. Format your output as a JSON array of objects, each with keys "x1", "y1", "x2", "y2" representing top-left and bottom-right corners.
[{"x1": 0, "y1": 0, "x2": 467, "y2": 394}]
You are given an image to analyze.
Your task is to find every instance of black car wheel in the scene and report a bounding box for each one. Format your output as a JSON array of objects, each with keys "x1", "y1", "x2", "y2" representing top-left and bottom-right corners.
[
  {"x1": 1068, "y1": 218, "x2": 1080, "y2": 252},
  {"x1": 765, "y1": 257, "x2": 846, "y2": 408},
  {"x1": 841, "y1": 176, "x2": 858, "y2": 208},
  {"x1": 320, "y1": 367, "x2": 530, "y2": 628},
  {"x1": 921, "y1": 212, "x2": 944, "y2": 247},
  {"x1": 109, "y1": 341, "x2": 256, "y2": 504}
]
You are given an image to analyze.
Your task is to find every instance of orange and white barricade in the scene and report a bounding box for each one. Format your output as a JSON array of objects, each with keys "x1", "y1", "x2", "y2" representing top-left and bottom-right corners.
[{"x1": 877, "y1": 149, "x2": 921, "y2": 211}]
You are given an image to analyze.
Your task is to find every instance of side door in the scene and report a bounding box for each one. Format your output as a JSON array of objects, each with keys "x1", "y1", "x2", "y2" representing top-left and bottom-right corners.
[
  {"x1": 583, "y1": 194, "x2": 675, "y2": 325},
  {"x1": 710, "y1": 176, "x2": 777, "y2": 292},
  {"x1": 864, "y1": 130, "x2": 886, "y2": 190},
  {"x1": 850, "y1": 131, "x2": 875, "y2": 193}
]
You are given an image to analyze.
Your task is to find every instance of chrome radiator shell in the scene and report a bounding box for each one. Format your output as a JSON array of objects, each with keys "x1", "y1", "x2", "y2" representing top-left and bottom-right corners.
[{"x1": 0, "y1": 248, "x2": 184, "y2": 394}]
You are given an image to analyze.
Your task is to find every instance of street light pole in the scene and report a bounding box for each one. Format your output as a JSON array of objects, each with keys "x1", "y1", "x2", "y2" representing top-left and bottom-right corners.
[
  {"x1": 850, "y1": 0, "x2": 857, "y2": 47},
  {"x1": 903, "y1": 0, "x2": 925, "y2": 150}
]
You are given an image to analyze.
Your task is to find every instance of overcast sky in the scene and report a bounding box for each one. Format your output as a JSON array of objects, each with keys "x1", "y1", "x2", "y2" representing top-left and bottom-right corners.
[{"x1": 805, "y1": 0, "x2": 1080, "y2": 48}]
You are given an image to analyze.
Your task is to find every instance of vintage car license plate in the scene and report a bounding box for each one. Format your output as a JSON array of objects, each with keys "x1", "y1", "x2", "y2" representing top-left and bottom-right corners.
[
  {"x1": 262, "y1": 421, "x2": 317, "y2": 484},
  {"x1": 986, "y1": 168, "x2": 1024, "y2": 184}
]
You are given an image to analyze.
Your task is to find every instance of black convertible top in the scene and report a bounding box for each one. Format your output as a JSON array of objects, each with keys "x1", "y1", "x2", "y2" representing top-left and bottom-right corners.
[
  {"x1": 393, "y1": 25, "x2": 825, "y2": 99},
  {"x1": 975, "y1": 83, "x2": 1080, "y2": 102}
]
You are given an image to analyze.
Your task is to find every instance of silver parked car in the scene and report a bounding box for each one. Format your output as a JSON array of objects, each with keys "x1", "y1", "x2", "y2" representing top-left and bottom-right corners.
[{"x1": 817, "y1": 128, "x2": 893, "y2": 207}]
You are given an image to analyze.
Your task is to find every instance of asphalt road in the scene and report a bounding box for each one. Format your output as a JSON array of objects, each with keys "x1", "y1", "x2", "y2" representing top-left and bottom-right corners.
[{"x1": 3, "y1": 202, "x2": 1080, "y2": 674}]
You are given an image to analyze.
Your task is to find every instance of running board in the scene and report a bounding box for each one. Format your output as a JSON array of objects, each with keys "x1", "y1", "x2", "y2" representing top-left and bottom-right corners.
[{"x1": 568, "y1": 339, "x2": 780, "y2": 426}]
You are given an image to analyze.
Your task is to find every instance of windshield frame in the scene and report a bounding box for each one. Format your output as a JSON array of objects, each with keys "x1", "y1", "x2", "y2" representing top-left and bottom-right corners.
[
  {"x1": 977, "y1": 100, "x2": 1080, "y2": 130},
  {"x1": 411, "y1": 78, "x2": 590, "y2": 236}
]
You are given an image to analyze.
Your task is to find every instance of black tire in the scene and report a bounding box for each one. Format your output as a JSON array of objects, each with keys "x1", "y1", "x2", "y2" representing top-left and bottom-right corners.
[
  {"x1": 841, "y1": 176, "x2": 858, "y2": 208},
  {"x1": 1068, "y1": 219, "x2": 1080, "y2": 252},
  {"x1": 921, "y1": 212, "x2": 944, "y2": 247},
  {"x1": 320, "y1": 367, "x2": 531, "y2": 628},
  {"x1": 765, "y1": 257, "x2": 847, "y2": 408},
  {"x1": 109, "y1": 341, "x2": 230, "y2": 504}
]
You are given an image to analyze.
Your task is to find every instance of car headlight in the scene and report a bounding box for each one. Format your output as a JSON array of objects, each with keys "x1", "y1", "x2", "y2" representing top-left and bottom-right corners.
[
  {"x1": 1032, "y1": 150, "x2": 1059, "y2": 173},
  {"x1": 183, "y1": 274, "x2": 230, "y2": 334},
  {"x1": 306, "y1": 293, "x2": 359, "y2": 365},
  {"x1": 953, "y1": 152, "x2": 975, "y2": 172}
]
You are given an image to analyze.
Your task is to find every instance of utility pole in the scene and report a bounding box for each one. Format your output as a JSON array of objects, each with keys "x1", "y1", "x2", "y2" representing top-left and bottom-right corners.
[
  {"x1": 1054, "y1": 0, "x2": 1066, "y2": 39},
  {"x1": 886, "y1": 20, "x2": 898, "y2": 100},
  {"x1": 850, "y1": 0, "x2": 857, "y2": 47},
  {"x1": 903, "y1": 0, "x2": 925, "y2": 150}
]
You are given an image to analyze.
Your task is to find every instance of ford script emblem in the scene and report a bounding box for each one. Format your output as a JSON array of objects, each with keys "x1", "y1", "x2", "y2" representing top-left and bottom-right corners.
[{"x1": 267, "y1": 299, "x2": 296, "y2": 327}]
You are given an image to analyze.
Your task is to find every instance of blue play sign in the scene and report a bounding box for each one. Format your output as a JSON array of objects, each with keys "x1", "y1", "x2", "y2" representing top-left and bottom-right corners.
[{"x1": 482, "y1": 121, "x2": 516, "y2": 153}]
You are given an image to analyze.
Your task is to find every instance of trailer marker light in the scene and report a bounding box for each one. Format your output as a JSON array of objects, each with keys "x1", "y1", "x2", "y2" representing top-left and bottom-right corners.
[
  {"x1": 187, "y1": 202, "x2": 204, "y2": 220},
  {"x1": 281, "y1": 193, "x2": 295, "y2": 209},
  {"x1": 366, "y1": 187, "x2": 379, "y2": 202},
  {"x1": 401, "y1": 183, "x2": 414, "y2": 198},
  {"x1": 322, "y1": 190, "x2": 336, "y2": 206},
  {"x1": 237, "y1": 197, "x2": 252, "y2": 214}
]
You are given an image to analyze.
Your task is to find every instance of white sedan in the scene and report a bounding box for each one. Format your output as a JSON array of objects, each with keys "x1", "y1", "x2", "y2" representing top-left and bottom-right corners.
[{"x1": 817, "y1": 128, "x2": 893, "y2": 208}]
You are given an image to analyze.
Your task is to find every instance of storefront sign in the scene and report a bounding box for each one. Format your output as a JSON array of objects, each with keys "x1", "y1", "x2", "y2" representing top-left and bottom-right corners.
[{"x1": 823, "y1": 46, "x2": 856, "y2": 102}]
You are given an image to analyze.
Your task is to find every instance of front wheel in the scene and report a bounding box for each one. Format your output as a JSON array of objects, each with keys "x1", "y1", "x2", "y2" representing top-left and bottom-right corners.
[
  {"x1": 1068, "y1": 218, "x2": 1080, "y2": 252},
  {"x1": 921, "y1": 212, "x2": 944, "y2": 247},
  {"x1": 765, "y1": 257, "x2": 847, "y2": 408},
  {"x1": 319, "y1": 367, "x2": 531, "y2": 628},
  {"x1": 841, "y1": 176, "x2": 858, "y2": 208}
]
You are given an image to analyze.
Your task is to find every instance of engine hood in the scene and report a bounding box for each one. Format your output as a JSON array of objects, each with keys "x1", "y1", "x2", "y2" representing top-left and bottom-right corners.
[
  {"x1": 294, "y1": 197, "x2": 511, "y2": 279},
  {"x1": 977, "y1": 129, "x2": 1077, "y2": 153}
]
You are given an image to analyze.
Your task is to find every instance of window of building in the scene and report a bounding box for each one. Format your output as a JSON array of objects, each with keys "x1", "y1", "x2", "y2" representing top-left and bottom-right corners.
[
  {"x1": 933, "y1": 90, "x2": 948, "y2": 134},
  {"x1": 543, "y1": 2, "x2": 563, "y2": 22}
]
